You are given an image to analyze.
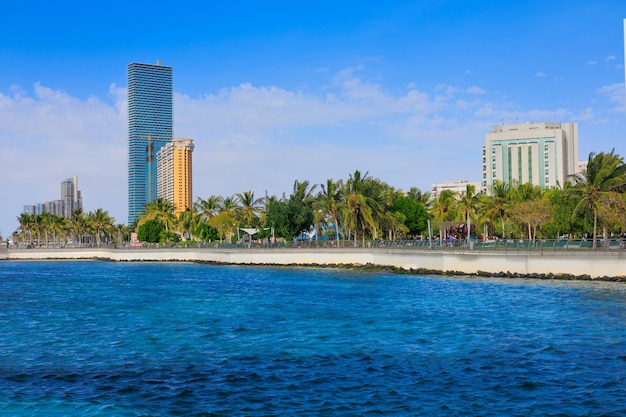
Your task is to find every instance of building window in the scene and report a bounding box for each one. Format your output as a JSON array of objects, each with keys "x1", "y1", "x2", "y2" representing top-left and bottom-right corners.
[
  {"x1": 544, "y1": 144, "x2": 549, "y2": 151},
  {"x1": 545, "y1": 169, "x2": 549, "y2": 175}
]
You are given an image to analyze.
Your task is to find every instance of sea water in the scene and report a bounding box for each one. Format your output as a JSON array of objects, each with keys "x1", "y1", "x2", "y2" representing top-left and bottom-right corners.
[{"x1": 0, "y1": 261, "x2": 625, "y2": 416}]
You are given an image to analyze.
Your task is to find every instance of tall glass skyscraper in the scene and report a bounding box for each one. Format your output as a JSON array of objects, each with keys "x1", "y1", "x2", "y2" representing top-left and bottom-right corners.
[{"x1": 127, "y1": 61, "x2": 173, "y2": 225}]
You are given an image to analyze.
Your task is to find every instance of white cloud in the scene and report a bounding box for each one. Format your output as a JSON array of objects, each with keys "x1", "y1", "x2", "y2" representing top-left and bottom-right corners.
[
  {"x1": 535, "y1": 72, "x2": 547, "y2": 78},
  {"x1": 2, "y1": 68, "x2": 623, "y2": 235},
  {"x1": 467, "y1": 86, "x2": 485, "y2": 95},
  {"x1": 596, "y1": 82, "x2": 625, "y2": 114},
  {"x1": 587, "y1": 60, "x2": 598, "y2": 65}
]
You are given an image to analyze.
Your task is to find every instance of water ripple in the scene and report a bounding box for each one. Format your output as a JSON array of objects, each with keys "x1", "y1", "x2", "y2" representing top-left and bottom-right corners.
[{"x1": 1, "y1": 261, "x2": 625, "y2": 416}]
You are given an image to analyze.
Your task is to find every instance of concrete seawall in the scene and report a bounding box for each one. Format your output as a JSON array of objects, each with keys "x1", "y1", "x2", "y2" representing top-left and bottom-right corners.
[{"x1": 3, "y1": 247, "x2": 626, "y2": 279}]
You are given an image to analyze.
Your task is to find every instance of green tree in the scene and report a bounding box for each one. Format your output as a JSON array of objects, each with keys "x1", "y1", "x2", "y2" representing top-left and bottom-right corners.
[
  {"x1": 314, "y1": 178, "x2": 344, "y2": 241},
  {"x1": 431, "y1": 190, "x2": 457, "y2": 223},
  {"x1": 177, "y1": 208, "x2": 198, "y2": 240},
  {"x1": 208, "y1": 211, "x2": 238, "y2": 242},
  {"x1": 541, "y1": 186, "x2": 581, "y2": 238},
  {"x1": 138, "y1": 219, "x2": 164, "y2": 243},
  {"x1": 483, "y1": 180, "x2": 512, "y2": 238},
  {"x1": 235, "y1": 190, "x2": 262, "y2": 226},
  {"x1": 194, "y1": 195, "x2": 223, "y2": 221},
  {"x1": 195, "y1": 223, "x2": 220, "y2": 242},
  {"x1": 15, "y1": 213, "x2": 34, "y2": 245},
  {"x1": 343, "y1": 170, "x2": 379, "y2": 246},
  {"x1": 389, "y1": 196, "x2": 430, "y2": 237},
  {"x1": 87, "y1": 209, "x2": 115, "y2": 246},
  {"x1": 407, "y1": 187, "x2": 432, "y2": 210},
  {"x1": 570, "y1": 150, "x2": 626, "y2": 248},
  {"x1": 458, "y1": 184, "x2": 480, "y2": 242},
  {"x1": 138, "y1": 198, "x2": 175, "y2": 233}
]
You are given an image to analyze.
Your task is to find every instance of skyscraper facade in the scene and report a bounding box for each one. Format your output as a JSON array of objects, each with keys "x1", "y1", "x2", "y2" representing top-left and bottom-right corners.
[
  {"x1": 482, "y1": 122, "x2": 579, "y2": 193},
  {"x1": 156, "y1": 138, "x2": 194, "y2": 216},
  {"x1": 60, "y1": 176, "x2": 82, "y2": 218},
  {"x1": 127, "y1": 61, "x2": 173, "y2": 225}
]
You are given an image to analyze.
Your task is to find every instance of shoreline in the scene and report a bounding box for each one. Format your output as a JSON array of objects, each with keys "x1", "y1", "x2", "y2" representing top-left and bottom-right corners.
[{"x1": 2, "y1": 247, "x2": 625, "y2": 282}]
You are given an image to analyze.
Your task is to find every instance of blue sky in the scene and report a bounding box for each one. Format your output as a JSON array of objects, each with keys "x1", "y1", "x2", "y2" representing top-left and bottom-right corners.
[{"x1": 1, "y1": 0, "x2": 625, "y2": 235}]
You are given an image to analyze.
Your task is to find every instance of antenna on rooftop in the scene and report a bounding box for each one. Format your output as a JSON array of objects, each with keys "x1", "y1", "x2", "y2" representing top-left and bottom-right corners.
[{"x1": 157, "y1": 59, "x2": 162, "y2": 66}]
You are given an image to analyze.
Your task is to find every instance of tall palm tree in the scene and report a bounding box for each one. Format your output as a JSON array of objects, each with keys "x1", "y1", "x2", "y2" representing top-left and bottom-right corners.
[
  {"x1": 407, "y1": 187, "x2": 432, "y2": 210},
  {"x1": 220, "y1": 196, "x2": 239, "y2": 217},
  {"x1": 87, "y1": 209, "x2": 115, "y2": 246},
  {"x1": 343, "y1": 170, "x2": 379, "y2": 247},
  {"x1": 194, "y1": 195, "x2": 223, "y2": 222},
  {"x1": 314, "y1": 178, "x2": 344, "y2": 241},
  {"x1": 177, "y1": 208, "x2": 198, "y2": 240},
  {"x1": 570, "y1": 149, "x2": 626, "y2": 248},
  {"x1": 50, "y1": 214, "x2": 69, "y2": 247},
  {"x1": 484, "y1": 180, "x2": 512, "y2": 238},
  {"x1": 40, "y1": 212, "x2": 54, "y2": 248},
  {"x1": 235, "y1": 190, "x2": 262, "y2": 226},
  {"x1": 292, "y1": 180, "x2": 318, "y2": 207},
  {"x1": 70, "y1": 208, "x2": 86, "y2": 246},
  {"x1": 15, "y1": 213, "x2": 34, "y2": 245},
  {"x1": 139, "y1": 198, "x2": 175, "y2": 233},
  {"x1": 458, "y1": 184, "x2": 480, "y2": 242},
  {"x1": 430, "y1": 189, "x2": 457, "y2": 222}
]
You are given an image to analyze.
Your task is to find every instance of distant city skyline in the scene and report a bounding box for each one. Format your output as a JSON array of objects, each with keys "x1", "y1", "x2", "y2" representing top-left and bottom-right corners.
[
  {"x1": 22, "y1": 177, "x2": 82, "y2": 219},
  {"x1": 1, "y1": 1, "x2": 625, "y2": 236}
]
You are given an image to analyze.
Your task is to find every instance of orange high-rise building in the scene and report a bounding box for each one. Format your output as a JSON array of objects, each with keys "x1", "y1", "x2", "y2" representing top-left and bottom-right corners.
[{"x1": 156, "y1": 138, "x2": 194, "y2": 216}]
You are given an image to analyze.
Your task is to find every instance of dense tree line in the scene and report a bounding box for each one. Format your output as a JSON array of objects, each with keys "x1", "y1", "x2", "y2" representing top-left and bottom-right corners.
[
  {"x1": 13, "y1": 150, "x2": 626, "y2": 248},
  {"x1": 14, "y1": 208, "x2": 121, "y2": 247}
]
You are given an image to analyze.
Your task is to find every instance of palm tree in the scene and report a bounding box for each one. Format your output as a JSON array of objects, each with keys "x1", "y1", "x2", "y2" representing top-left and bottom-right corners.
[
  {"x1": 343, "y1": 170, "x2": 379, "y2": 247},
  {"x1": 458, "y1": 184, "x2": 480, "y2": 243},
  {"x1": 314, "y1": 178, "x2": 344, "y2": 241},
  {"x1": 50, "y1": 214, "x2": 69, "y2": 247},
  {"x1": 484, "y1": 180, "x2": 512, "y2": 238},
  {"x1": 292, "y1": 180, "x2": 318, "y2": 207},
  {"x1": 39, "y1": 212, "x2": 55, "y2": 248},
  {"x1": 430, "y1": 189, "x2": 457, "y2": 222},
  {"x1": 70, "y1": 208, "x2": 86, "y2": 246},
  {"x1": 139, "y1": 198, "x2": 175, "y2": 233},
  {"x1": 570, "y1": 149, "x2": 626, "y2": 248},
  {"x1": 15, "y1": 213, "x2": 34, "y2": 245},
  {"x1": 87, "y1": 209, "x2": 115, "y2": 246},
  {"x1": 194, "y1": 195, "x2": 223, "y2": 222},
  {"x1": 408, "y1": 187, "x2": 432, "y2": 210},
  {"x1": 235, "y1": 190, "x2": 262, "y2": 226},
  {"x1": 177, "y1": 208, "x2": 198, "y2": 240},
  {"x1": 220, "y1": 196, "x2": 239, "y2": 217}
]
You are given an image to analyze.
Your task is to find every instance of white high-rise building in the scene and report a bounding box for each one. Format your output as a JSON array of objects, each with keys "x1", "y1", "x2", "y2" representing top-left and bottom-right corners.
[
  {"x1": 482, "y1": 122, "x2": 579, "y2": 194},
  {"x1": 61, "y1": 177, "x2": 82, "y2": 218}
]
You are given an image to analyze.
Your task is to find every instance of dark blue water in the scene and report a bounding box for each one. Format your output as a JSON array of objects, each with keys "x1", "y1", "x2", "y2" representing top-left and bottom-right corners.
[{"x1": 0, "y1": 261, "x2": 625, "y2": 416}]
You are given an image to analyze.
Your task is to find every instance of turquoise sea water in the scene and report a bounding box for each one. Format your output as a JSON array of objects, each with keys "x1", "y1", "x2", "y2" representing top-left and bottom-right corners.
[{"x1": 0, "y1": 261, "x2": 625, "y2": 416}]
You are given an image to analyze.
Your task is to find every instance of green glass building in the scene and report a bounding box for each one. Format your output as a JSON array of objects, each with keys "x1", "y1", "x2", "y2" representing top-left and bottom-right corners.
[{"x1": 127, "y1": 61, "x2": 173, "y2": 225}]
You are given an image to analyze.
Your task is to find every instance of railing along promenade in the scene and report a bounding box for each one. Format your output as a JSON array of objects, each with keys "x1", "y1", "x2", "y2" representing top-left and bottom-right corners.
[
  {"x1": 4, "y1": 238, "x2": 625, "y2": 279},
  {"x1": 6, "y1": 238, "x2": 624, "y2": 254}
]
